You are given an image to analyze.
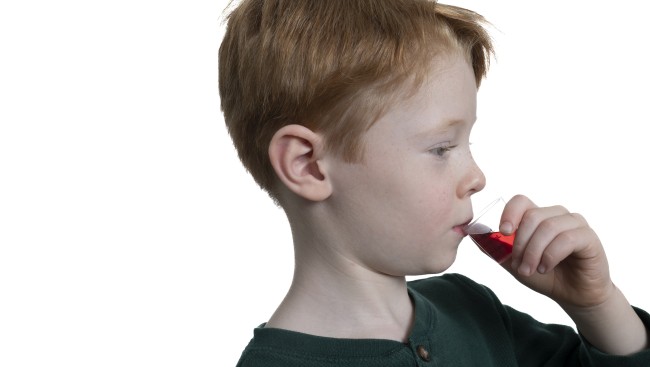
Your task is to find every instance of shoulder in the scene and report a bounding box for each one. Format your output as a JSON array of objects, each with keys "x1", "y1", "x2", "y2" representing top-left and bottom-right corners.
[
  {"x1": 408, "y1": 273, "x2": 496, "y2": 300},
  {"x1": 407, "y1": 273, "x2": 505, "y2": 316}
]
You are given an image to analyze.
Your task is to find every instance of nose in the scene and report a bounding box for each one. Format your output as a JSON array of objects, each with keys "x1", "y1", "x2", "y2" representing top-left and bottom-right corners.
[{"x1": 457, "y1": 156, "x2": 486, "y2": 198}]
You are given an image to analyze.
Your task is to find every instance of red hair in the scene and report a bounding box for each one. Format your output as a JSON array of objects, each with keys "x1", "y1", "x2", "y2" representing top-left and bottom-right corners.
[{"x1": 219, "y1": 0, "x2": 493, "y2": 200}]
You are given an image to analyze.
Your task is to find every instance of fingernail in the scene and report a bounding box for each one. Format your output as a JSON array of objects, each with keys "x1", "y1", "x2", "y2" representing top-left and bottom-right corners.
[
  {"x1": 537, "y1": 264, "x2": 546, "y2": 274},
  {"x1": 518, "y1": 263, "x2": 531, "y2": 276},
  {"x1": 500, "y1": 221, "x2": 513, "y2": 235}
]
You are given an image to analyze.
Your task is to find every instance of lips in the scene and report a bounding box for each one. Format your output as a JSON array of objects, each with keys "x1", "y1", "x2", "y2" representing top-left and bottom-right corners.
[{"x1": 453, "y1": 218, "x2": 473, "y2": 236}]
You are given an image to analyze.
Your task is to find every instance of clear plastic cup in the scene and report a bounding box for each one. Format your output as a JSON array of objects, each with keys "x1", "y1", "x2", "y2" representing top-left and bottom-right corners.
[{"x1": 464, "y1": 197, "x2": 515, "y2": 264}]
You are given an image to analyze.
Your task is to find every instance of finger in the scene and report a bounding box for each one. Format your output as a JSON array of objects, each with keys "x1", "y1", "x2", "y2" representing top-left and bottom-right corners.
[
  {"x1": 499, "y1": 195, "x2": 536, "y2": 270},
  {"x1": 536, "y1": 226, "x2": 594, "y2": 274},
  {"x1": 516, "y1": 212, "x2": 584, "y2": 276},
  {"x1": 509, "y1": 205, "x2": 569, "y2": 272},
  {"x1": 499, "y1": 194, "x2": 536, "y2": 235}
]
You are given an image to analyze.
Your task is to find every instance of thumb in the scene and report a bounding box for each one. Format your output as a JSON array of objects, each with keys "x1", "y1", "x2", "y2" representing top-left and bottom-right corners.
[{"x1": 500, "y1": 194, "x2": 537, "y2": 235}]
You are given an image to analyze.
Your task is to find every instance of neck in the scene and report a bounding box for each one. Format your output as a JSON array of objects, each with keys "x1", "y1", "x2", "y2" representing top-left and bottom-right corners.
[{"x1": 265, "y1": 229, "x2": 415, "y2": 342}]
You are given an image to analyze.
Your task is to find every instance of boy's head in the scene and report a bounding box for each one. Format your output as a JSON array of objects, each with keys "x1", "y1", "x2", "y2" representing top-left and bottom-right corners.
[{"x1": 219, "y1": 0, "x2": 493, "y2": 204}]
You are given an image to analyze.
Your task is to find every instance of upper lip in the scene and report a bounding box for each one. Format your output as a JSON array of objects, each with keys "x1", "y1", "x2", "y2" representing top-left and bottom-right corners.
[{"x1": 459, "y1": 216, "x2": 473, "y2": 228}]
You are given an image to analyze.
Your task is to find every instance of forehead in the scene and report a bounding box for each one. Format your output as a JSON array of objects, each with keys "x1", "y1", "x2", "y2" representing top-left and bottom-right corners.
[{"x1": 368, "y1": 53, "x2": 478, "y2": 139}]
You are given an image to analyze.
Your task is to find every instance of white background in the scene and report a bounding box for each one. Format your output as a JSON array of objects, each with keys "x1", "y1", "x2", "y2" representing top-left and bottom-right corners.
[{"x1": 1, "y1": 1, "x2": 648, "y2": 366}]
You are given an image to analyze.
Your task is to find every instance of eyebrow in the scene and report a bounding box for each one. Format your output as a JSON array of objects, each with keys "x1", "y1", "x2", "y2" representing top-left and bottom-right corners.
[{"x1": 409, "y1": 119, "x2": 466, "y2": 141}]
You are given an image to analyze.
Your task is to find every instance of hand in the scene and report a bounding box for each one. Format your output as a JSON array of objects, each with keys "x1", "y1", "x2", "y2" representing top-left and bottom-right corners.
[
  {"x1": 499, "y1": 194, "x2": 614, "y2": 309},
  {"x1": 499, "y1": 194, "x2": 648, "y2": 354}
]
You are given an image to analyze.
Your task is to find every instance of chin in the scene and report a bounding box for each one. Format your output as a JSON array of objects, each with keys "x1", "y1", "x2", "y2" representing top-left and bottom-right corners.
[
  {"x1": 427, "y1": 253, "x2": 458, "y2": 274},
  {"x1": 407, "y1": 257, "x2": 457, "y2": 276}
]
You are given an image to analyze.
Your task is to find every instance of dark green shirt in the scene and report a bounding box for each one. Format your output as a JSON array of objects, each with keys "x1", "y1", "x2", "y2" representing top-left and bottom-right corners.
[{"x1": 236, "y1": 273, "x2": 650, "y2": 366}]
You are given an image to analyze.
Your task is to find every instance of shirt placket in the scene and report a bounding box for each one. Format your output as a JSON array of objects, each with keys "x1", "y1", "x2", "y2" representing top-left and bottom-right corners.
[{"x1": 408, "y1": 337, "x2": 437, "y2": 367}]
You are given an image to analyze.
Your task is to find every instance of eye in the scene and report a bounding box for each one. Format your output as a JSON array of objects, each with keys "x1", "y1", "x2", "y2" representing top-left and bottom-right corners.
[{"x1": 429, "y1": 143, "x2": 456, "y2": 158}]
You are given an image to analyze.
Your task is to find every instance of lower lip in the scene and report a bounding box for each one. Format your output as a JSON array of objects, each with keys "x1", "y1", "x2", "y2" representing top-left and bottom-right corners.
[{"x1": 453, "y1": 226, "x2": 467, "y2": 236}]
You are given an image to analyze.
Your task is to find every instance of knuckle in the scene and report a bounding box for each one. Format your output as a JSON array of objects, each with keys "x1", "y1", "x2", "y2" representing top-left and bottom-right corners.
[
  {"x1": 537, "y1": 218, "x2": 558, "y2": 233},
  {"x1": 569, "y1": 212, "x2": 587, "y2": 224},
  {"x1": 521, "y1": 208, "x2": 543, "y2": 226},
  {"x1": 552, "y1": 204, "x2": 569, "y2": 213},
  {"x1": 512, "y1": 194, "x2": 528, "y2": 202},
  {"x1": 541, "y1": 250, "x2": 557, "y2": 267},
  {"x1": 555, "y1": 230, "x2": 577, "y2": 245}
]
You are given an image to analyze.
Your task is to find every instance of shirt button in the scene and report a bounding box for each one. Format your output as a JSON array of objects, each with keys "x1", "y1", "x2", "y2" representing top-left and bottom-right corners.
[{"x1": 416, "y1": 345, "x2": 430, "y2": 362}]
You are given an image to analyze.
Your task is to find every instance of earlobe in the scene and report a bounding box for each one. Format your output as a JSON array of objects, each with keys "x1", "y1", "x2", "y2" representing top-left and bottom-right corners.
[{"x1": 268, "y1": 125, "x2": 332, "y2": 201}]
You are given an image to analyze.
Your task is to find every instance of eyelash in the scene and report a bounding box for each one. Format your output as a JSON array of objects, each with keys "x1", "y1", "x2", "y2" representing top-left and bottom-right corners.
[{"x1": 429, "y1": 143, "x2": 457, "y2": 158}]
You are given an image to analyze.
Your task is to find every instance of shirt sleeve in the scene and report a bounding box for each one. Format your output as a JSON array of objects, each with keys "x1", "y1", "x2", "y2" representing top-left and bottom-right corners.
[{"x1": 469, "y1": 277, "x2": 650, "y2": 367}]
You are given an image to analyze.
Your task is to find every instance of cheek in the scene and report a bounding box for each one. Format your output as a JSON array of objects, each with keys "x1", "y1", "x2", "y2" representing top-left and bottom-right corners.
[{"x1": 413, "y1": 194, "x2": 454, "y2": 229}]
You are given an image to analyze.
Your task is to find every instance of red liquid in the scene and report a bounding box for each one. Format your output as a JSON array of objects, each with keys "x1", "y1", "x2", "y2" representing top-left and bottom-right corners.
[{"x1": 469, "y1": 232, "x2": 515, "y2": 264}]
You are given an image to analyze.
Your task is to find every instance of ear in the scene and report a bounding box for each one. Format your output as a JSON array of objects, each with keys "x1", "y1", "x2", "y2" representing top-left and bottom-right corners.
[{"x1": 268, "y1": 124, "x2": 332, "y2": 201}]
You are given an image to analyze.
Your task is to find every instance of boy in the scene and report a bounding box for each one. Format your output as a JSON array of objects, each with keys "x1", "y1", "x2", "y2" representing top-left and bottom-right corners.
[{"x1": 219, "y1": 0, "x2": 650, "y2": 365}]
